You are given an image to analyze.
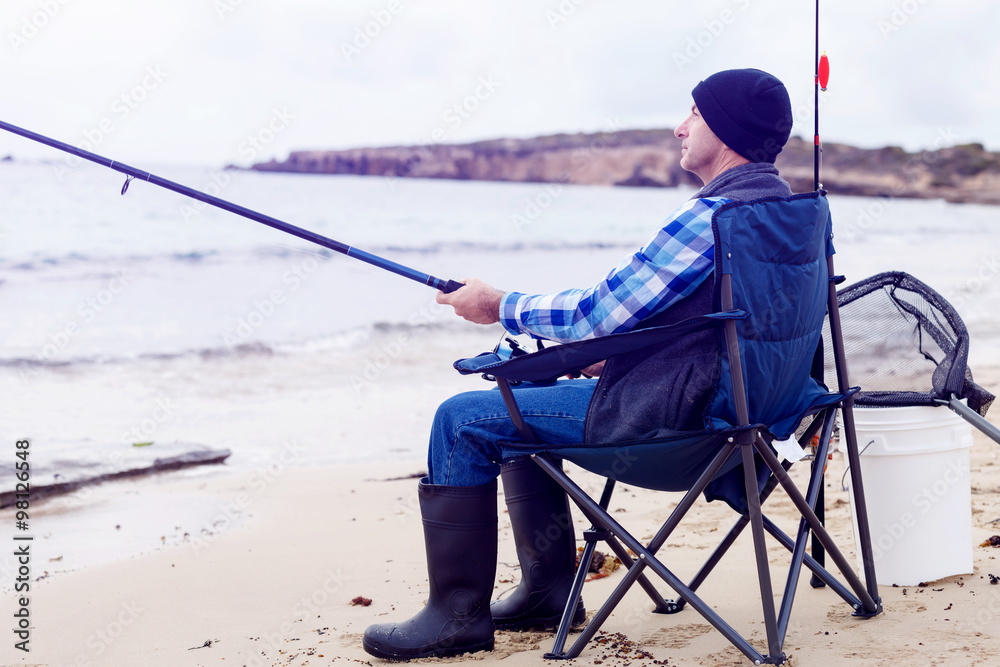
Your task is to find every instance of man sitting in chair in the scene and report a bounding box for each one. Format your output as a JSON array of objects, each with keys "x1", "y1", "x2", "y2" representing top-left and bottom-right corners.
[{"x1": 363, "y1": 68, "x2": 796, "y2": 661}]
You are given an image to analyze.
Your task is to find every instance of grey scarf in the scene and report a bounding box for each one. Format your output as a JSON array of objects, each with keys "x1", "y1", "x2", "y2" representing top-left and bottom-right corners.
[{"x1": 694, "y1": 162, "x2": 793, "y2": 202}]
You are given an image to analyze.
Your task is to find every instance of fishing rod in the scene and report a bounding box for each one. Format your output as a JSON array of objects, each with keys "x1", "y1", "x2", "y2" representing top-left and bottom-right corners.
[
  {"x1": 0, "y1": 119, "x2": 465, "y2": 294},
  {"x1": 810, "y1": 0, "x2": 831, "y2": 590},
  {"x1": 813, "y1": 0, "x2": 830, "y2": 191}
]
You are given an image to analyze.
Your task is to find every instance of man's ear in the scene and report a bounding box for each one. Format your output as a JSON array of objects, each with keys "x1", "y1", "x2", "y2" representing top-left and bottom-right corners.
[{"x1": 722, "y1": 144, "x2": 752, "y2": 166}]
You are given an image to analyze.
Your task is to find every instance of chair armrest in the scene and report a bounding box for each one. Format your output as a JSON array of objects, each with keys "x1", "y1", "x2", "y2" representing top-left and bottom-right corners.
[{"x1": 454, "y1": 310, "x2": 747, "y2": 383}]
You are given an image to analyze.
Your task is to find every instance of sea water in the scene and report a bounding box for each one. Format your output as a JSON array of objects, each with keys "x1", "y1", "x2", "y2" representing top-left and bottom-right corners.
[{"x1": 1, "y1": 158, "x2": 999, "y2": 479}]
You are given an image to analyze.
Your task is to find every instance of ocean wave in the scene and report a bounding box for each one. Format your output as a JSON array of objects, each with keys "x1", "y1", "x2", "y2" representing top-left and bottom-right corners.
[
  {"x1": 0, "y1": 342, "x2": 274, "y2": 370},
  {"x1": 0, "y1": 341, "x2": 286, "y2": 368},
  {"x1": 373, "y1": 240, "x2": 632, "y2": 254},
  {"x1": 0, "y1": 250, "x2": 221, "y2": 273},
  {"x1": 0, "y1": 240, "x2": 631, "y2": 273},
  {"x1": 0, "y1": 321, "x2": 462, "y2": 370}
]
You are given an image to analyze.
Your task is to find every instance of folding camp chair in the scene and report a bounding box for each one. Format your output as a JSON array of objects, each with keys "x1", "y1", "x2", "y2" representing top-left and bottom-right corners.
[{"x1": 454, "y1": 192, "x2": 883, "y2": 664}]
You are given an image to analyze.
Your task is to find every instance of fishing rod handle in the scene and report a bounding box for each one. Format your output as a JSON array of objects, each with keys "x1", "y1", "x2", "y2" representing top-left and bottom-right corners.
[{"x1": 436, "y1": 279, "x2": 466, "y2": 294}]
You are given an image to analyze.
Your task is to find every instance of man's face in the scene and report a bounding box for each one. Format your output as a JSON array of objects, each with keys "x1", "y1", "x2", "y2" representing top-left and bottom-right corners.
[{"x1": 674, "y1": 104, "x2": 727, "y2": 183}]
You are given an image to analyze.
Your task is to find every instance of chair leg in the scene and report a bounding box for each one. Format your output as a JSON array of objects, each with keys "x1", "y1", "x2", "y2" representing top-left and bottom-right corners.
[
  {"x1": 536, "y1": 464, "x2": 674, "y2": 660},
  {"x1": 776, "y1": 406, "x2": 838, "y2": 643},
  {"x1": 547, "y1": 477, "x2": 616, "y2": 658},
  {"x1": 671, "y1": 446, "x2": 802, "y2": 613},
  {"x1": 670, "y1": 408, "x2": 833, "y2": 628},
  {"x1": 548, "y1": 533, "x2": 597, "y2": 658},
  {"x1": 741, "y1": 439, "x2": 783, "y2": 662},
  {"x1": 838, "y1": 400, "x2": 883, "y2": 614},
  {"x1": 535, "y1": 444, "x2": 771, "y2": 665},
  {"x1": 567, "y1": 485, "x2": 766, "y2": 663},
  {"x1": 825, "y1": 257, "x2": 882, "y2": 615},
  {"x1": 753, "y1": 433, "x2": 881, "y2": 617},
  {"x1": 666, "y1": 512, "x2": 748, "y2": 614},
  {"x1": 762, "y1": 516, "x2": 861, "y2": 607},
  {"x1": 809, "y1": 481, "x2": 827, "y2": 588}
]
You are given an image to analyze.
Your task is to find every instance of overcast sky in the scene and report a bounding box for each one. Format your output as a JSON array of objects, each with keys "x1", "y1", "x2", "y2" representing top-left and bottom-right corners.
[{"x1": 1, "y1": 0, "x2": 997, "y2": 167}]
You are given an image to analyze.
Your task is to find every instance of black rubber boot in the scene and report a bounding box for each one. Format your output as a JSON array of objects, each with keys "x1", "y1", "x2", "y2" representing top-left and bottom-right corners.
[
  {"x1": 362, "y1": 477, "x2": 498, "y2": 661},
  {"x1": 491, "y1": 457, "x2": 586, "y2": 630}
]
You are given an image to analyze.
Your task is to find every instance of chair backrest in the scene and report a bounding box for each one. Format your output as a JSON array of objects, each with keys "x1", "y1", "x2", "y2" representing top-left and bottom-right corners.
[
  {"x1": 710, "y1": 193, "x2": 835, "y2": 438},
  {"x1": 583, "y1": 193, "x2": 836, "y2": 447},
  {"x1": 700, "y1": 193, "x2": 839, "y2": 510}
]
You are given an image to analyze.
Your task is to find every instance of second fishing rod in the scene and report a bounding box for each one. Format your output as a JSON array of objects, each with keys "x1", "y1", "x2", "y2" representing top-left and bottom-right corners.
[{"x1": 0, "y1": 119, "x2": 466, "y2": 295}]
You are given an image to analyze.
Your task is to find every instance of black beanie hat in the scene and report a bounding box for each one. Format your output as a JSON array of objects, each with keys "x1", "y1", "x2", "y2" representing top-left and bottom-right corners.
[{"x1": 691, "y1": 68, "x2": 793, "y2": 164}]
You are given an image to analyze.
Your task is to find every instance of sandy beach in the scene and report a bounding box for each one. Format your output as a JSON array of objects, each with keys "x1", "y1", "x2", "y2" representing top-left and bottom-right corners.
[
  {"x1": 2, "y1": 0, "x2": 999, "y2": 661},
  {"x1": 2, "y1": 324, "x2": 999, "y2": 667}
]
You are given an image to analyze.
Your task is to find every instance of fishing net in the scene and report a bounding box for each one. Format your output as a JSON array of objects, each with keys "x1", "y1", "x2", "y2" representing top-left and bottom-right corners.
[{"x1": 822, "y1": 271, "x2": 994, "y2": 416}]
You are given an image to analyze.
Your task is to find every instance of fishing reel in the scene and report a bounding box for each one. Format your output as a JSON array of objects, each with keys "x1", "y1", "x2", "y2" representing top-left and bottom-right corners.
[{"x1": 479, "y1": 334, "x2": 547, "y2": 385}]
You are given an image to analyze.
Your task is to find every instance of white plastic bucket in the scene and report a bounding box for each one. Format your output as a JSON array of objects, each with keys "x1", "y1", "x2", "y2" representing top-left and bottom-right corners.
[{"x1": 839, "y1": 403, "x2": 974, "y2": 586}]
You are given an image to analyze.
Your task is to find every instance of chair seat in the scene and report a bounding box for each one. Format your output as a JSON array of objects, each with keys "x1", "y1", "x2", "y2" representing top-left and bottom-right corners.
[{"x1": 504, "y1": 426, "x2": 748, "y2": 493}]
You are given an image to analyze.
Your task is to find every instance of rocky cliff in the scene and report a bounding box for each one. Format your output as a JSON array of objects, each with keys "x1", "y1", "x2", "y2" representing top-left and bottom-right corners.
[{"x1": 251, "y1": 129, "x2": 1000, "y2": 205}]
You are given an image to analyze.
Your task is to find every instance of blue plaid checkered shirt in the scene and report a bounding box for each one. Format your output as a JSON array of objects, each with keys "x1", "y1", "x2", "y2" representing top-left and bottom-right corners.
[{"x1": 500, "y1": 196, "x2": 727, "y2": 342}]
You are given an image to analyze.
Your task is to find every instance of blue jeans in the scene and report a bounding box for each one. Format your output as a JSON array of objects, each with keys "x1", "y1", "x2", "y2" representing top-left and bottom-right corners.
[{"x1": 427, "y1": 379, "x2": 598, "y2": 486}]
